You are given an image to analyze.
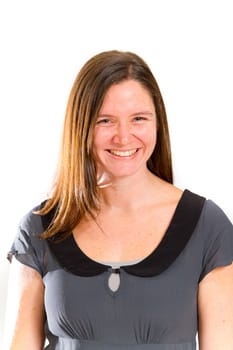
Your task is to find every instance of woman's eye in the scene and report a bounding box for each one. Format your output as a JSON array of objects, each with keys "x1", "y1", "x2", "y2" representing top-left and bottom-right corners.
[
  {"x1": 134, "y1": 116, "x2": 146, "y2": 122},
  {"x1": 96, "y1": 118, "x2": 111, "y2": 125}
]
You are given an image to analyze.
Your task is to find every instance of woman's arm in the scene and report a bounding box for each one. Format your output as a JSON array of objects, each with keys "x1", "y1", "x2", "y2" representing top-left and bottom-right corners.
[
  {"x1": 198, "y1": 263, "x2": 233, "y2": 350},
  {"x1": 3, "y1": 258, "x2": 46, "y2": 350}
]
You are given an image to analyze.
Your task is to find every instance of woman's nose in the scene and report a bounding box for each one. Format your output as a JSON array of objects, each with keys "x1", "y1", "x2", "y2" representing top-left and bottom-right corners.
[{"x1": 113, "y1": 122, "x2": 131, "y2": 145}]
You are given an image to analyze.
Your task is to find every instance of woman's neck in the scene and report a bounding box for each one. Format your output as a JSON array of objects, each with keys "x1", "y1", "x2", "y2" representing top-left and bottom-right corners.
[{"x1": 98, "y1": 170, "x2": 166, "y2": 212}]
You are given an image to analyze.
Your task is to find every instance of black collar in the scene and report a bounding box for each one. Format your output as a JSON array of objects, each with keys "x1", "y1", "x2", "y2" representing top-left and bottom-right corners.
[{"x1": 42, "y1": 189, "x2": 205, "y2": 277}]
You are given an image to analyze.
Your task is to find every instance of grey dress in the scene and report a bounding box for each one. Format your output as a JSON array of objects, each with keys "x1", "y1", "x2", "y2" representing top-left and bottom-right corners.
[{"x1": 8, "y1": 190, "x2": 233, "y2": 350}]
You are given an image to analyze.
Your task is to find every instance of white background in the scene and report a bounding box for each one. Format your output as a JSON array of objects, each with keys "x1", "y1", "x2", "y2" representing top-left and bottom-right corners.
[{"x1": 0, "y1": 0, "x2": 232, "y2": 347}]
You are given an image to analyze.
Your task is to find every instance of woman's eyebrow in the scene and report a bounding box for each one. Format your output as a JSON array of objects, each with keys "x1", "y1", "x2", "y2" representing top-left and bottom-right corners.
[{"x1": 98, "y1": 111, "x2": 155, "y2": 118}]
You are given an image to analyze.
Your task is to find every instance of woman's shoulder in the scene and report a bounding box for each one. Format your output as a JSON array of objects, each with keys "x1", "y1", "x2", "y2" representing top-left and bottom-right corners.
[
  {"x1": 201, "y1": 197, "x2": 233, "y2": 231},
  {"x1": 177, "y1": 188, "x2": 233, "y2": 233},
  {"x1": 195, "y1": 196, "x2": 233, "y2": 281},
  {"x1": 18, "y1": 200, "x2": 48, "y2": 236},
  {"x1": 8, "y1": 201, "x2": 50, "y2": 276},
  {"x1": 165, "y1": 183, "x2": 232, "y2": 226}
]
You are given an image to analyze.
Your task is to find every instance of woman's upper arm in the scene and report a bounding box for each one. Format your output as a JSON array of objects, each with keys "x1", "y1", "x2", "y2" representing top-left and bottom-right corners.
[
  {"x1": 4, "y1": 258, "x2": 46, "y2": 350},
  {"x1": 198, "y1": 263, "x2": 233, "y2": 350}
]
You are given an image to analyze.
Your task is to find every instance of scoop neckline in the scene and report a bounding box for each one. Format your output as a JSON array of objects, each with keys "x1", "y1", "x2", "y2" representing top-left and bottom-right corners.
[{"x1": 45, "y1": 189, "x2": 206, "y2": 277}]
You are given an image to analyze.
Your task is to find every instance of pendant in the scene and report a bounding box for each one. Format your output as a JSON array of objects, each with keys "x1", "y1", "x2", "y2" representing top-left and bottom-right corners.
[{"x1": 108, "y1": 268, "x2": 120, "y2": 292}]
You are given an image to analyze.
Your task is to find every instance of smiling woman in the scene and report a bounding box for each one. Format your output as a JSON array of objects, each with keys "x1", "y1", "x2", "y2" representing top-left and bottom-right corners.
[
  {"x1": 5, "y1": 50, "x2": 233, "y2": 350},
  {"x1": 34, "y1": 50, "x2": 173, "y2": 240}
]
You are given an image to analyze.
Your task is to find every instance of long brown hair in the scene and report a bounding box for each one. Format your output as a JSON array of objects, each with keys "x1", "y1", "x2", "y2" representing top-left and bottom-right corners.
[{"x1": 38, "y1": 50, "x2": 173, "y2": 239}]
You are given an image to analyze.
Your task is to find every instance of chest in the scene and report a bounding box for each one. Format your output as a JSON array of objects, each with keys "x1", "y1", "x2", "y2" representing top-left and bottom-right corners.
[{"x1": 73, "y1": 207, "x2": 175, "y2": 262}]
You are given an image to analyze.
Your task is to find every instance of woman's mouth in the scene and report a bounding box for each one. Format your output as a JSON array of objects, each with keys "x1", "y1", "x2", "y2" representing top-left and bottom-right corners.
[{"x1": 108, "y1": 149, "x2": 139, "y2": 157}]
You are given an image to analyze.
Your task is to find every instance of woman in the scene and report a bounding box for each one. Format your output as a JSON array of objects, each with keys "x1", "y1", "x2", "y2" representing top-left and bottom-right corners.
[{"x1": 5, "y1": 50, "x2": 233, "y2": 349}]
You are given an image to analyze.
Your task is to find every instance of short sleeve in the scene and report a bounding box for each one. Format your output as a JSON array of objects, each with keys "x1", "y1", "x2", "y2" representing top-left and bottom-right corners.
[
  {"x1": 7, "y1": 207, "x2": 46, "y2": 277},
  {"x1": 199, "y1": 200, "x2": 233, "y2": 281}
]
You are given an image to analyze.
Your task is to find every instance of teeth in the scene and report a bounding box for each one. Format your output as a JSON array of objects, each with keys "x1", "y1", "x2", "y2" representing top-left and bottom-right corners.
[{"x1": 109, "y1": 149, "x2": 137, "y2": 157}]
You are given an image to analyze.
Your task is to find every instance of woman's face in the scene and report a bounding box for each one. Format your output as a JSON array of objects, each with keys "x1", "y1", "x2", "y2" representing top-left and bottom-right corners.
[{"x1": 93, "y1": 79, "x2": 157, "y2": 181}]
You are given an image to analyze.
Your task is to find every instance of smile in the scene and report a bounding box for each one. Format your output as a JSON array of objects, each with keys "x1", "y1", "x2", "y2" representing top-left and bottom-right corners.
[{"x1": 108, "y1": 149, "x2": 138, "y2": 157}]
